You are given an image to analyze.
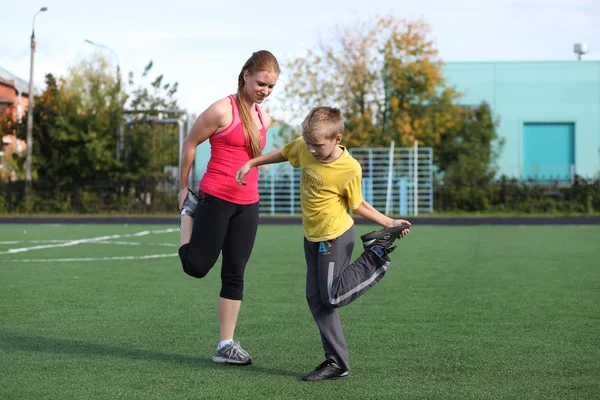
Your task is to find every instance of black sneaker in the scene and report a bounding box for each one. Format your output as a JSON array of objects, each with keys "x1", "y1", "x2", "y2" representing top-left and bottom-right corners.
[
  {"x1": 301, "y1": 359, "x2": 349, "y2": 381},
  {"x1": 360, "y1": 224, "x2": 410, "y2": 255},
  {"x1": 179, "y1": 189, "x2": 199, "y2": 228}
]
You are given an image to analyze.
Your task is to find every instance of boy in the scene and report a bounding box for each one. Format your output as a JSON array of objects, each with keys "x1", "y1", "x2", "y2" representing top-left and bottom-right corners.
[{"x1": 236, "y1": 107, "x2": 411, "y2": 381}]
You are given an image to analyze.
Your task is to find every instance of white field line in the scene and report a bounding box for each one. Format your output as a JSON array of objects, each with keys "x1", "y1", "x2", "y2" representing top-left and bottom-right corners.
[
  {"x1": 0, "y1": 228, "x2": 179, "y2": 255},
  {"x1": 92, "y1": 241, "x2": 177, "y2": 247},
  {"x1": 1, "y1": 240, "x2": 176, "y2": 247},
  {"x1": 1, "y1": 240, "x2": 76, "y2": 244},
  {"x1": 5, "y1": 253, "x2": 177, "y2": 263}
]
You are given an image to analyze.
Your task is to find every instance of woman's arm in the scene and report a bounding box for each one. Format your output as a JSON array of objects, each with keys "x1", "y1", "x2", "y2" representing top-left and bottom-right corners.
[{"x1": 179, "y1": 99, "x2": 229, "y2": 208}]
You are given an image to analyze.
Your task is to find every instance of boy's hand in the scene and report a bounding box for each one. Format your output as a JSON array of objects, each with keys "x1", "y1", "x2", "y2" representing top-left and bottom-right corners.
[
  {"x1": 236, "y1": 163, "x2": 252, "y2": 186},
  {"x1": 390, "y1": 219, "x2": 411, "y2": 238}
]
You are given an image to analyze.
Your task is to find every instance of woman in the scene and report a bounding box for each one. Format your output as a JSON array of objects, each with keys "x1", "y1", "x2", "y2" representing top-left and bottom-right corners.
[{"x1": 178, "y1": 50, "x2": 280, "y2": 365}]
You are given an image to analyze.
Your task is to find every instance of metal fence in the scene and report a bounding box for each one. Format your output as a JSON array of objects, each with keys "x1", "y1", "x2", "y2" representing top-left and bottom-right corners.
[{"x1": 257, "y1": 144, "x2": 434, "y2": 216}]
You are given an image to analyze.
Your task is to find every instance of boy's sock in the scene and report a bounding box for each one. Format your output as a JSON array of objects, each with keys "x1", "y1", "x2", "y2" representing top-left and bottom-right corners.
[
  {"x1": 370, "y1": 244, "x2": 396, "y2": 261},
  {"x1": 370, "y1": 245, "x2": 386, "y2": 258}
]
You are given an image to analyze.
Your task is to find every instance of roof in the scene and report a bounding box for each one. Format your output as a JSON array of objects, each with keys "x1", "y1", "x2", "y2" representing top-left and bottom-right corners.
[{"x1": 0, "y1": 66, "x2": 30, "y2": 95}]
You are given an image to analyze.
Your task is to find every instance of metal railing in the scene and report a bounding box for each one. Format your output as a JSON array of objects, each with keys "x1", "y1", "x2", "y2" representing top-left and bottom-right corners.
[{"x1": 257, "y1": 144, "x2": 434, "y2": 216}]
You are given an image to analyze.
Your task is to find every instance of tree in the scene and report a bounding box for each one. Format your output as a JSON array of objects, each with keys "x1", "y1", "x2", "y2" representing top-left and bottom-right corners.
[
  {"x1": 29, "y1": 56, "x2": 182, "y2": 186},
  {"x1": 283, "y1": 18, "x2": 385, "y2": 148},
  {"x1": 269, "y1": 119, "x2": 299, "y2": 148},
  {"x1": 380, "y1": 19, "x2": 462, "y2": 150},
  {"x1": 437, "y1": 103, "x2": 505, "y2": 210},
  {"x1": 29, "y1": 73, "x2": 76, "y2": 187},
  {"x1": 61, "y1": 53, "x2": 125, "y2": 181},
  {"x1": 127, "y1": 61, "x2": 179, "y2": 118},
  {"x1": 0, "y1": 111, "x2": 26, "y2": 182},
  {"x1": 283, "y1": 16, "x2": 463, "y2": 155},
  {"x1": 0, "y1": 52, "x2": 184, "y2": 212},
  {"x1": 27, "y1": 53, "x2": 124, "y2": 189},
  {"x1": 123, "y1": 61, "x2": 181, "y2": 179}
]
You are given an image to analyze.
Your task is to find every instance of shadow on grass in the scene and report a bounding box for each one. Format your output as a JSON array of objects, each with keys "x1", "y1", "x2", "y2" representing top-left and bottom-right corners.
[{"x1": 0, "y1": 331, "x2": 300, "y2": 378}]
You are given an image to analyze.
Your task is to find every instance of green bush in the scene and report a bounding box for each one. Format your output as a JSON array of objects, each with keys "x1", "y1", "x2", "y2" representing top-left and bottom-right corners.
[{"x1": 435, "y1": 175, "x2": 600, "y2": 214}]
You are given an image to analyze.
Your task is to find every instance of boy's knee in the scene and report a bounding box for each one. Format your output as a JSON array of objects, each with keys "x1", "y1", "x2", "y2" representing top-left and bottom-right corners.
[
  {"x1": 320, "y1": 290, "x2": 344, "y2": 308},
  {"x1": 306, "y1": 293, "x2": 339, "y2": 309},
  {"x1": 323, "y1": 298, "x2": 341, "y2": 309}
]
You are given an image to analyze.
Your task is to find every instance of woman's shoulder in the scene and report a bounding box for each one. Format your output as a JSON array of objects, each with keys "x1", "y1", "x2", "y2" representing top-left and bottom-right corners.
[
  {"x1": 259, "y1": 107, "x2": 272, "y2": 129},
  {"x1": 207, "y1": 96, "x2": 234, "y2": 115},
  {"x1": 201, "y1": 96, "x2": 235, "y2": 126}
]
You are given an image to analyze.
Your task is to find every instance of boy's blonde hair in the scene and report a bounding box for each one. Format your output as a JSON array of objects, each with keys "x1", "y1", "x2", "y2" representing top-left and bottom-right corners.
[{"x1": 301, "y1": 107, "x2": 345, "y2": 141}]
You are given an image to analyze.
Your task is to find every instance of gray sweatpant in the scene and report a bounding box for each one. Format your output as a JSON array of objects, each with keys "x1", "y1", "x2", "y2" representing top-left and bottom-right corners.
[{"x1": 303, "y1": 224, "x2": 391, "y2": 372}]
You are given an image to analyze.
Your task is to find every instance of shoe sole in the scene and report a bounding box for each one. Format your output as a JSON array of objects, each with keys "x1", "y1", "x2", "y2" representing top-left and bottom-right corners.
[
  {"x1": 361, "y1": 224, "x2": 410, "y2": 244},
  {"x1": 212, "y1": 356, "x2": 253, "y2": 366},
  {"x1": 301, "y1": 373, "x2": 349, "y2": 382}
]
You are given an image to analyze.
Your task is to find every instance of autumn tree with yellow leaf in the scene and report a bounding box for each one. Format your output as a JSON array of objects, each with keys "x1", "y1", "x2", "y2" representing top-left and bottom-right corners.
[{"x1": 283, "y1": 16, "x2": 464, "y2": 160}]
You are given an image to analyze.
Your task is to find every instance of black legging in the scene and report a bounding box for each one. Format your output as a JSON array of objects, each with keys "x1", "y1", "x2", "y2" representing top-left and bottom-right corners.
[{"x1": 178, "y1": 190, "x2": 259, "y2": 301}]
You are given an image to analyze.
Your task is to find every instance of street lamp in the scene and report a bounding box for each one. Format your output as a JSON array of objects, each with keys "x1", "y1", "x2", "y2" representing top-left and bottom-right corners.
[
  {"x1": 25, "y1": 6, "x2": 48, "y2": 189},
  {"x1": 84, "y1": 39, "x2": 120, "y2": 80}
]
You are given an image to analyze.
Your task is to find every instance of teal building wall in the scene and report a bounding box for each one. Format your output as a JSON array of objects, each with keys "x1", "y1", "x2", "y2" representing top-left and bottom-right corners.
[{"x1": 444, "y1": 60, "x2": 600, "y2": 181}]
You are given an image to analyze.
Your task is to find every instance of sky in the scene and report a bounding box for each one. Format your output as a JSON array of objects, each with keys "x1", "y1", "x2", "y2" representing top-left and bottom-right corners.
[{"x1": 1, "y1": 0, "x2": 599, "y2": 120}]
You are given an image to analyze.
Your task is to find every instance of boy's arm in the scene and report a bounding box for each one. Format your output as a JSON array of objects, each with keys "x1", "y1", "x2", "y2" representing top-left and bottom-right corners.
[
  {"x1": 352, "y1": 200, "x2": 411, "y2": 236},
  {"x1": 236, "y1": 149, "x2": 288, "y2": 186}
]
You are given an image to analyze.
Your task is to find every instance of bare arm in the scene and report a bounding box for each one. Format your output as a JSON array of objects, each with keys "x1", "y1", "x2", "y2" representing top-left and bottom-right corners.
[
  {"x1": 235, "y1": 149, "x2": 288, "y2": 186},
  {"x1": 179, "y1": 99, "x2": 229, "y2": 208},
  {"x1": 353, "y1": 200, "x2": 411, "y2": 236},
  {"x1": 262, "y1": 110, "x2": 273, "y2": 130}
]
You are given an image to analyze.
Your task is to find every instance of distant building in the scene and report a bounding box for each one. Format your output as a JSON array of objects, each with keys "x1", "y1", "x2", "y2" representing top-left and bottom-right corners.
[
  {"x1": 0, "y1": 66, "x2": 30, "y2": 182},
  {"x1": 0, "y1": 66, "x2": 30, "y2": 123},
  {"x1": 444, "y1": 60, "x2": 600, "y2": 183}
]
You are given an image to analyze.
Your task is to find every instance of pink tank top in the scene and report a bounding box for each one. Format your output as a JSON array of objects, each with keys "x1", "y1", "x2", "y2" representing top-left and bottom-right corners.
[{"x1": 199, "y1": 95, "x2": 267, "y2": 204}]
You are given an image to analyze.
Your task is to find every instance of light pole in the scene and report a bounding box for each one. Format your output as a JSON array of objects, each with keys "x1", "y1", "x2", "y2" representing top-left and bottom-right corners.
[
  {"x1": 25, "y1": 6, "x2": 48, "y2": 190},
  {"x1": 85, "y1": 39, "x2": 122, "y2": 159},
  {"x1": 84, "y1": 39, "x2": 120, "y2": 82}
]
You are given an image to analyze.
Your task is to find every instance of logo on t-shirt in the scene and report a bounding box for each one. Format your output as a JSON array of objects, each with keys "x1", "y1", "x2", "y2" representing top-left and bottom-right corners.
[{"x1": 302, "y1": 168, "x2": 322, "y2": 197}]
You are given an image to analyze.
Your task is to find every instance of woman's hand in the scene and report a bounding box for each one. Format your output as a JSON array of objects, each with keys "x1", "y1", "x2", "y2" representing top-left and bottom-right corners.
[{"x1": 236, "y1": 163, "x2": 252, "y2": 186}]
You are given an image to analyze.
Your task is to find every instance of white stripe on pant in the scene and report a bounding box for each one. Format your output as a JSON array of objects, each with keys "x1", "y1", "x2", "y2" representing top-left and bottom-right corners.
[{"x1": 304, "y1": 224, "x2": 391, "y2": 372}]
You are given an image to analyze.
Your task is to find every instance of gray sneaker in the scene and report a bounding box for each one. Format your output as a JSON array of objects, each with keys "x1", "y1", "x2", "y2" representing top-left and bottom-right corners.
[
  {"x1": 179, "y1": 189, "x2": 198, "y2": 228},
  {"x1": 212, "y1": 341, "x2": 253, "y2": 365}
]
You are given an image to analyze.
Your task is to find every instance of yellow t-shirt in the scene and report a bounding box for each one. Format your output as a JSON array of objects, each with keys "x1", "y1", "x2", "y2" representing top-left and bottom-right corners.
[{"x1": 281, "y1": 137, "x2": 364, "y2": 242}]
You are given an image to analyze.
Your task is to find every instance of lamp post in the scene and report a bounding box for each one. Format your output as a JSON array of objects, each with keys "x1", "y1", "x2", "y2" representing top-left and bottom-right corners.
[
  {"x1": 85, "y1": 39, "x2": 122, "y2": 159},
  {"x1": 25, "y1": 6, "x2": 48, "y2": 190},
  {"x1": 84, "y1": 39, "x2": 120, "y2": 82}
]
